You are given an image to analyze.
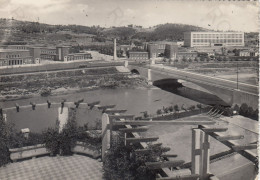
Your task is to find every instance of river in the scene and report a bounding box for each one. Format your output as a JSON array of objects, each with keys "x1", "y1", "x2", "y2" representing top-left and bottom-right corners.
[{"x1": 1, "y1": 87, "x2": 203, "y2": 116}]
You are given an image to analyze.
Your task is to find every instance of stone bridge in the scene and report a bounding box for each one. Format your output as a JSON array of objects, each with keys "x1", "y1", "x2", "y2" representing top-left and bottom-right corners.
[{"x1": 127, "y1": 63, "x2": 259, "y2": 109}]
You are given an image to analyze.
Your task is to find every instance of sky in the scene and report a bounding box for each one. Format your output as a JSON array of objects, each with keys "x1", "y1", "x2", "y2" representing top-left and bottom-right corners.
[{"x1": 0, "y1": 0, "x2": 259, "y2": 32}]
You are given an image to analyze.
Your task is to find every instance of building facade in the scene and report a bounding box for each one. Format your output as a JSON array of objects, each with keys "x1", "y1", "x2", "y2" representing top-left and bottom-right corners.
[
  {"x1": 165, "y1": 44, "x2": 178, "y2": 59},
  {"x1": 0, "y1": 49, "x2": 33, "y2": 66},
  {"x1": 184, "y1": 32, "x2": 244, "y2": 47},
  {"x1": 176, "y1": 51, "x2": 198, "y2": 61},
  {"x1": 0, "y1": 45, "x2": 92, "y2": 66},
  {"x1": 128, "y1": 51, "x2": 148, "y2": 60}
]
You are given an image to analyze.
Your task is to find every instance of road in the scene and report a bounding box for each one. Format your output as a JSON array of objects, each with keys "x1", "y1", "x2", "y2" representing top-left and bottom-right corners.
[{"x1": 150, "y1": 64, "x2": 259, "y2": 95}]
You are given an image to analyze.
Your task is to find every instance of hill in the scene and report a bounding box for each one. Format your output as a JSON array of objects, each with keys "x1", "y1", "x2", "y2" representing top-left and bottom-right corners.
[
  {"x1": 132, "y1": 23, "x2": 209, "y2": 41},
  {"x1": 0, "y1": 18, "x2": 210, "y2": 45}
]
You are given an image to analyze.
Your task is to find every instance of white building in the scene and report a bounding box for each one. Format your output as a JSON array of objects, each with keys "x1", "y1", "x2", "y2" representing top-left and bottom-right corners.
[{"x1": 184, "y1": 32, "x2": 244, "y2": 47}]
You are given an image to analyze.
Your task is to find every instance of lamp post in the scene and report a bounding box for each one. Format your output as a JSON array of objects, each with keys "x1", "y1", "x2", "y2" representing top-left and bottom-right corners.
[{"x1": 236, "y1": 61, "x2": 239, "y2": 90}]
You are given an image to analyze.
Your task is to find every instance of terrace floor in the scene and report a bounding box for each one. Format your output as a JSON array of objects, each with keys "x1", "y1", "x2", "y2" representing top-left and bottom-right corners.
[{"x1": 0, "y1": 155, "x2": 104, "y2": 180}]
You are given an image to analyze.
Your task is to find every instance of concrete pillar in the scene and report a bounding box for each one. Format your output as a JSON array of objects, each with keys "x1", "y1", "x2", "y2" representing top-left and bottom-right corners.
[
  {"x1": 191, "y1": 128, "x2": 200, "y2": 175},
  {"x1": 147, "y1": 69, "x2": 153, "y2": 85},
  {"x1": 113, "y1": 38, "x2": 117, "y2": 61},
  {"x1": 102, "y1": 113, "x2": 110, "y2": 160},
  {"x1": 124, "y1": 60, "x2": 128, "y2": 67}
]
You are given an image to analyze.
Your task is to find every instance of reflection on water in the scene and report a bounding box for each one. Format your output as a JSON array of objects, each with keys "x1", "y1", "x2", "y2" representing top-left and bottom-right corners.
[
  {"x1": 1, "y1": 88, "x2": 201, "y2": 116},
  {"x1": 154, "y1": 80, "x2": 229, "y2": 106}
]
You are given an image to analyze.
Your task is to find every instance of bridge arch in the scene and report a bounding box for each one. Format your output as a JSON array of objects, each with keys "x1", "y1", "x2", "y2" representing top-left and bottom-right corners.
[{"x1": 130, "y1": 69, "x2": 140, "y2": 75}]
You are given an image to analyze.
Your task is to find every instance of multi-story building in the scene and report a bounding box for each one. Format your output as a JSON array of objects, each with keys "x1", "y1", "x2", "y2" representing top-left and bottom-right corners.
[
  {"x1": 184, "y1": 31, "x2": 244, "y2": 47},
  {"x1": 0, "y1": 49, "x2": 33, "y2": 66},
  {"x1": 128, "y1": 51, "x2": 148, "y2": 60},
  {"x1": 29, "y1": 46, "x2": 92, "y2": 62},
  {"x1": 0, "y1": 45, "x2": 92, "y2": 66}
]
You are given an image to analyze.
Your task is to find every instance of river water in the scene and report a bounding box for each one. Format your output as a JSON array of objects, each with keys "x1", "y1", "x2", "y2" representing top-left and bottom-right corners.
[{"x1": 1, "y1": 88, "x2": 202, "y2": 116}]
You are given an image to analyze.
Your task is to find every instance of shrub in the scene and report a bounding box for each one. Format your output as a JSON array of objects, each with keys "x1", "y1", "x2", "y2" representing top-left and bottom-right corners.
[
  {"x1": 59, "y1": 108, "x2": 78, "y2": 155},
  {"x1": 188, "y1": 105, "x2": 196, "y2": 111},
  {"x1": 156, "y1": 109, "x2": 162, "y2": 115},
  {"x1": 233, "y1": 104, "x2": 240, "y2": 113},
  {"x1": 239, "y1": 103, "x2": 249, "y2": 116},
  {"x1": 103, "y1": 134, "x2": 167, "y2": 180},
  {"x1": 0, "y1": 116, "x2": 11, "y2": 167},
  {"x1": 43, "y1": 127, "x2": 60, "y2": 155},
  {"x1": 196, "y1": 104, "x2": 202, "y2": 109},
  {"x1": 8, "y1": 132, "x2": 43, "y2": 148},
  {"x1": 43, "y1": 108, "x2": 78, "y2": 156}
]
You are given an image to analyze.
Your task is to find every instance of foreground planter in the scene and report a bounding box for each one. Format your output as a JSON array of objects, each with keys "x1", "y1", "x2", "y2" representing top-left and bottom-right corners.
[
  {"x1": 9, "y1": 144, "x2": 50, "y2": 162},
  {"x1": 72, "y1": 141, "x2": 101, "y2": 159}
]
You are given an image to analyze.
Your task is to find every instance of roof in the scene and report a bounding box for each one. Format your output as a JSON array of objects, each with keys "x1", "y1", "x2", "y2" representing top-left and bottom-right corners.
[
  {"x1": 186, "y1": 31, "x2": 244, "y2": 34},
  {"x1": 129, "y1": 51, "x2": 148, "y2": 54},
  {"x1": 0, "y1": 49, "x2": 29, "y2": 52}
]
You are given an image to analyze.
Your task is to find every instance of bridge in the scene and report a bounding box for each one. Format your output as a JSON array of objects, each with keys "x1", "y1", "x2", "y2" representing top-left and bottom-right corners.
[{"x1": 126, "y1": 62, "x2": 259, "y2": 109}]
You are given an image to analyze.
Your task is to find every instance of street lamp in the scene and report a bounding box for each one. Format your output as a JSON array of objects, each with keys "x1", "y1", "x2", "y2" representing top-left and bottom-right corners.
[{"x1": 236, "y1": 61, "x2": 239, "y2": 90}]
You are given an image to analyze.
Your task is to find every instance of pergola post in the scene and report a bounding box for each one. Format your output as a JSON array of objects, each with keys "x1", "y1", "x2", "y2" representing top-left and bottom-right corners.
[
  {"x1": 191, "y1": 129, "x2": 210, "y2": 180},
  {"x1": 191, "y1": 128, "x2": 200, "y2": 175}
]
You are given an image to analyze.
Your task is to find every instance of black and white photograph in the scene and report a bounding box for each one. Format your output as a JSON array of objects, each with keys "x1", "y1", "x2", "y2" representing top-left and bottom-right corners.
[{"x1": 0, "y1": 0, "x2": 259, "y2": 179}]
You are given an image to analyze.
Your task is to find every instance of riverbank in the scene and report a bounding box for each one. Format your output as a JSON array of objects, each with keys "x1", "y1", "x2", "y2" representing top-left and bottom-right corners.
[
  {"x1": 0, "y1": 75, "x2": 151, "y2": 102},
  {"x1": 0, "y1": 66, "x2": 152, "y2": 102}
]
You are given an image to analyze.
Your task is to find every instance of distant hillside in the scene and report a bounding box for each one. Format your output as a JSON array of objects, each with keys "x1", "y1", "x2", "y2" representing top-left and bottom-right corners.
[
  {"x1": 132, "y1": 23, "x2": 209, "y2": 41},
  {"x1": 0, "y1": 19, "x2": 209, "y2": 45}
]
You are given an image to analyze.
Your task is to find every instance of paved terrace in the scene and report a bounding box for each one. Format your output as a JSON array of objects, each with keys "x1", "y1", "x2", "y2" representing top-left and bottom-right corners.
[
  {"x1": 0, "y1": 155, "x2": 103, "y2": 180},
  {"x1": 142, "y1": 115, "x2": 258, "y2": 179}
]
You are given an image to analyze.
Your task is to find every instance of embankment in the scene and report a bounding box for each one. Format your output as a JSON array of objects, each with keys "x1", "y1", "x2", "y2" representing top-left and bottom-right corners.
[{"x1": 0, "y1": 66, "x2": 148, "y2": 101}]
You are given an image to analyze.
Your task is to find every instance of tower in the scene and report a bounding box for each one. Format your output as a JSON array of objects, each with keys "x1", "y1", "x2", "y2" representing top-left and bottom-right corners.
[
  {"x1": 113, "y1": 38, "x2": 117, "y2": 61},
  {"x1": 56, "y1": 46, "x2": 70, "y2": 61}
]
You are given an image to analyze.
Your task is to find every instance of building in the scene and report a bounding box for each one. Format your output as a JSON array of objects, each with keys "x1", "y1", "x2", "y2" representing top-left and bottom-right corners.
[
  {"x1": 128, "y1": 51, "x2": 148, "y2": 60},
  {"x1": 66, "y1": 53, "x2": 92, "y2": 61},
  {"x1": 0, "y1": 45, "x2": 30, "y2": 50},
  {"x1": 147, "y1": 44, "x2": 158, "y2": 59},
  {"x1": 0, "y1": 49, "x2": 33, "y2": 66},
  {"x1": 147, "y1": 42, "x2": 178, "y2": 59},
  {"x1": 235, "y1": 49, "x2": 259, "y2": 57},
  {"x1": 165, "y1": 44, "x2": 178, "y2": 59},
  {"x1": 177, "y1": 41, "x2": 184, "y2": 47},
  {"x1": 29, "y1": 46, "x2": 92, "y2": 62},
  {"x1": 184, "y1": 32, "x2": 244, "y2": 47},
  {"x1": 176, "y1": 51, "x2": 198, "y2": 61},
  {"x1": 119, "y1": 45, "x2": 132, "y2": 57},
  {"x1": 0, "y1": 45, "x2": 92, "y2": 66}
]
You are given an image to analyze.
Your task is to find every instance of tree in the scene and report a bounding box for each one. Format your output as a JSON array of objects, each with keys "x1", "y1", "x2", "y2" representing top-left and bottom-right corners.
[
  {"x1": 103, "y1": 134, "x2": 168, "y2": 180},
  {"x1": 168, "y1": 106, "x2": 174, "y2": 112},
  {"x1": 174, "y1": 105, "x2": 179, "y2": 112},
  {"x1": 163, "y1": 107, "x2": 169, "y2": 114}
]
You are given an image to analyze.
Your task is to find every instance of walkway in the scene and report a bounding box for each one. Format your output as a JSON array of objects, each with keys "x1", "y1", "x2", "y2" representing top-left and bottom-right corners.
[{"x1": 0, "y1": 155, "x2": 103, "y2": 180}]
